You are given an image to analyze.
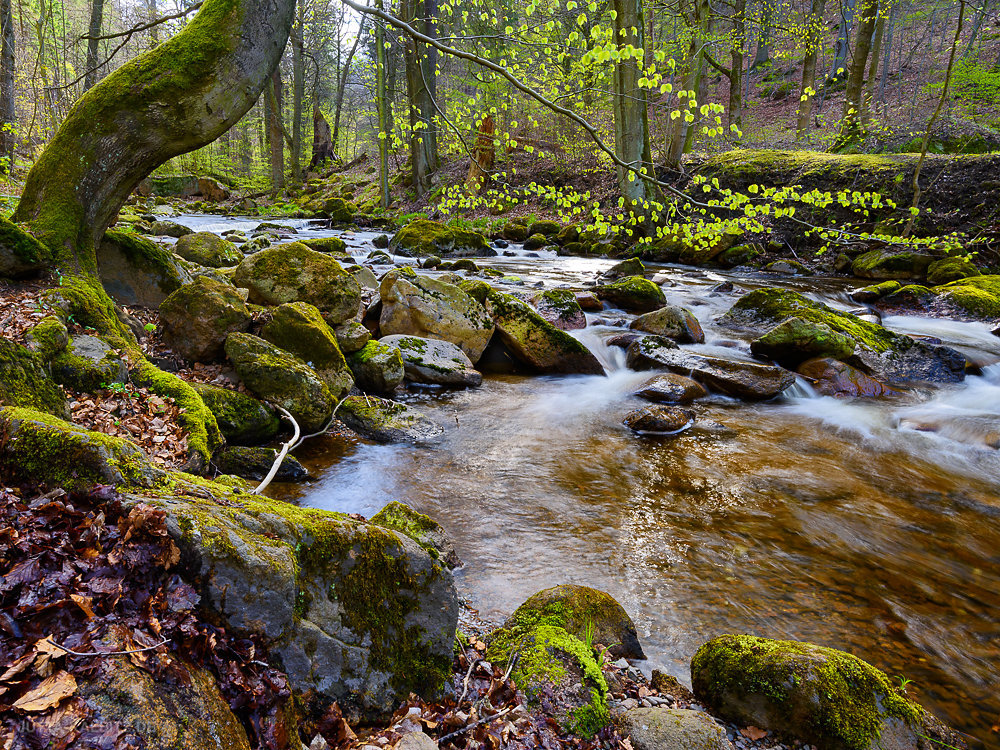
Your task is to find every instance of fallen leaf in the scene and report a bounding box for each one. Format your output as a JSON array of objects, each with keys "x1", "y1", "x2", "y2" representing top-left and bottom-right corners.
[
  {"x1": 70, "y1": 594, "x2": 96, "y2": 619},
  {"x1": 740, "y1": 726, "x2": 769, "y2": 740},
  {"x1": 12, "y1": 670, "x2": 77, "y2": 712}
]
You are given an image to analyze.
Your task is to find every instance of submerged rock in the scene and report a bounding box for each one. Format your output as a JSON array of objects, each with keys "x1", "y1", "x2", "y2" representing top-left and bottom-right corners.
[
  {"x1": 797, "y1": 357, "x2": 900, "y2": 398},
  {"x1": 594, "y1": 276, "x2": 666, "y2": 313},
  {"x1": 624, "y1": 405, "x2": 693, "y2": 434},
  {"x1": 347, "y1": 340, "x2": 405, "y2": 395},
  {"x1": 634, "y1": 373, "x2": 707, "y2": 404},
  {"x1": 630, "y1": 304, "x2": 705, "y2": 344},
  {"x1": 691, "y1": 634, "x2": 963, "y2": 750},
  {"x1": 0, "y1": 339, "x2": 69, "y2": 418},
  {"x1": 191, "y1": 383, "x2": 280, "y2": 445},
  {"x1": 174, "y1": 231, "x2": 243, "y2": 268},
  {"x1": 337, "y1": 395, "x2": 443, "y2": 443},
  {"x1": 380, "y1": 334, "x2": 482, "y2": 388},
  {"x1": 159, "y1": 276, "x2": 252, "y2": 362},
  {"x1": 620, "y1": 708, "x2": 733, "y2": 750}
]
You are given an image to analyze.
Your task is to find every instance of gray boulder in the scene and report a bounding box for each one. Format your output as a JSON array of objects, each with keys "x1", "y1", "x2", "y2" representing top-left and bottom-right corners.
[
  {"x1": 51, "y1": 335, "x2": 129, "y2": 391},
  {"x1": 380, "y1": 335, "x2": 482, "y2": 388},
  {"x1": 630, "y1": 305, "x2": 705, "y2": 344},
  {"x1": 620, "y1": 708, "x2": 733, "y2": 750},
  {"x1": 338, "y1": 396, "x2": 443, "y2": 444},
  {"x1": 97, "y1": 230, "x2": 192, "y2": 306},
  {"x1": 347, "y1": 340, "x2": 405, "y2": 395}
]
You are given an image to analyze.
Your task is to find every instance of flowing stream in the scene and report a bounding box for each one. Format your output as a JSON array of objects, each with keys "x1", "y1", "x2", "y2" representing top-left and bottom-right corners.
[{"x1": 175, "y1": 215, "x2": 1000, "y2": 745}]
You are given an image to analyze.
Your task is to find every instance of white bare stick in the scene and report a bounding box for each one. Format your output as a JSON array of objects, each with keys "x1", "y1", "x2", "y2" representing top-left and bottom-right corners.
[{"x1": 251, "y1": 405, "x2": 300, "y2": 495}]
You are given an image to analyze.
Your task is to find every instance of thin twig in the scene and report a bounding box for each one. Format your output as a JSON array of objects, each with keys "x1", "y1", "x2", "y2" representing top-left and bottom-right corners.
[
  {"x1": 458, "y1": 654, "x2": 480, "y2": 704},
  {"x1": 436, "y1": 706, "x2": 513, "y2": 745},
  {"x1": 47, "y1": 636, "x2": 169, "y2": 658}
]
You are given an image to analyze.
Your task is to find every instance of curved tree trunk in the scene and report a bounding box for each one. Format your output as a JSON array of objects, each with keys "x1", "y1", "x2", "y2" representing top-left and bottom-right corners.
[{"x1": 13, "y1": 0, "x2": 296, "y2": 270}]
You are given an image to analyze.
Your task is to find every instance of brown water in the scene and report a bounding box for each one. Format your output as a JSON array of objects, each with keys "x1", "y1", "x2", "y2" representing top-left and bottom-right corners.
[{"x1": 227, "y1": 223, "x2": 1000, "y2": 746}]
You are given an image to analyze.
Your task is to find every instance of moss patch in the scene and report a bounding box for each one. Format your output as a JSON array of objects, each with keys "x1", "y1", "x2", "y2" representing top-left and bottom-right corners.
[{"x1": 0, "y1": 339, "x2": 69, "y2": 418}]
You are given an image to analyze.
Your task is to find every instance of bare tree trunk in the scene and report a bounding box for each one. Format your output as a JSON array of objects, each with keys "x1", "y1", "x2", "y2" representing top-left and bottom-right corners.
[
  {"x1": 666, "y1": 0, "x2": 708, "y2": 168},
  {"x1": 266, "y1": 69, "x2": 286, "y2": 191},
  {"x1": 797, "y1": 0, "x2": 826, "y2": 138},
  {"x1": 828, "y1": 0, "x2": 856, "y2": 81},
  {"x1": 310, "y1": 107, "x2": 336, "y2": 169},
  {"x1": 836, "y1": 0, "x2": 878, "y2": 148},
  {"x1": 861, "y1": 7, "x2": 885, "y2": 123},
  {"x1": 83, "y1": 0, "x2": 104, "y2": 91},
  {"x1": 729, "y1": 0, "x2": 745, "y2": 130},
  {"x1": 612, "y1": 0, "x2": 655, "y2": 214},
  {"x1": 290, "y1": 0, "x2": 304, "y2": 181},
  {"x1": 332, "y1": 17, "x2": 367, "y2": 155},
  {"x1": 465, "y1": 114, "x2": 494, "y2": 195},
  {"x1": 402, "y1": 0, "x2": 438, "y2": 194},
  {"x1": 877, "y1": 0, "x2": 896, "y2": 114},
  {"x1": 752, "y1": 0, "x2": 771, "y2": 68},
  {"x1": 376, "y1": 0, "x2": 390, "y2": 208},
  {"x1": 0, "y1": 0, "x2": 14, "y2": 172}
]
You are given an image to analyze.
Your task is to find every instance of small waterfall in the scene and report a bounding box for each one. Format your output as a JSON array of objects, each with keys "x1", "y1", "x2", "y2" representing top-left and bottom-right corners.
[
  {"x1": 784, "y1": 375, "x2": 819, "y2": 400},
  {"x1": 571, "y1": 326, "x2": 629, "y2": 374}
]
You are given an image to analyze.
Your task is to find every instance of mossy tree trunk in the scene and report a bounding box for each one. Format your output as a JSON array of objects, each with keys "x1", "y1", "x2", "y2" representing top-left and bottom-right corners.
[
  {"x1": 12, "y1": 0, "x2": 296, "y2": 270},
  {"x1": 796, "y1": 0, "x2": 826, "y2": 139},
  {"x1": 612, "y1": 0, "x2": 655, "y2": 214},
  {"x1": 835, "y1": 0, "x2": 878, "y2": 149},
  {"x1": 0, "y1": 0, "x2": 14, "y2": 172}
]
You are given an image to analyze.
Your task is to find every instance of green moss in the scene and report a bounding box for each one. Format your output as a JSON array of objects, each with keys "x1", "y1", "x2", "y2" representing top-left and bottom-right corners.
[
  {"x1": 691, "y1": 635, "x2": 924, "y2": 750},
  {"x1": 851, "y1": 249, "x2": 933, "y2": 279},
  {"x1": 50, "y1": 337, "x2": 127, "y2": 392},
  {"x1": 191, "y1": 383, "x2": 279, "y2": 445},
  {"x1": 26, "y1": 316, "x2": 69, "y2": 362},
  {"x1": 595, "y1": 275, "x2": 666, "y2": 313},
  {"x1": 457, "y1": 278, "x2": 493, "y2": 305},
  {"x1": 0, "y1": 339, "x2": 68, "y2": 418},
  {"x1": 103, "y1": 229, "x2": 183, "y2": 280},
  {"x1": 390, "y1": 219, "x2": 489, "y2": 257},
  {"x1": 301, "y1": 236, "x2": 348, "y2": 255},
  {"x1": 0, "y1": 217, "x2": 51, "y2": 269},
  {"x1": 369, "y1": 500, "x2": 441, "y2": 559},
  {"x1": 926, "y1": 256, "x2": 980, "y2": 285},
  {"x1": 936, "y1": 274, "x2": 1000, "y2": 318}
]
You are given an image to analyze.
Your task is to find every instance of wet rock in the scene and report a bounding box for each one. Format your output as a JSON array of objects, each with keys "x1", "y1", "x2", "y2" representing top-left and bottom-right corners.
[
  {"x1": 51, "y1": 335, "x2": 128, "y2": 391},
  {"x1": 151, "y1": 219, "x2": 193, "y2": 238},
  {"x1": 626, "y1": 338, "x2": 796, "y2": 400},
  {"x1": 334, "y1": 320, "x2": 371, "y2": 354},
  {"x1": 380, "y1": 335, "x2": 482, "y2": 388},
  {"x1": 191, "y1": 383, "x2": 281, "y2": 445},
  {"x1": 620, "y1": 708, "x2": 733, "y2": 750},
  {"x1": 347, "y1": 340, "x2": 405, "y2": 395},
  {"x1": 212, "y1": 445, "x2": 308, "y2": 482},
  {"x1": 926, "y1": 256, "x2": 980, "y2": 285},
  {"x1": 420, "y1": 254, "x2": 442, "y2": 269},
  {"x1": 528, "y1": 289, "x2": 587, "y2": 331},
  {"x1": 175, "y1": 232, "x2": 243, "y2": 267},
  {"x1": 691, "y1": 634, "x2": 964, "y2": 750},
  {"x1": 379, "y1": 268, "x2": 495, "y2": 362},
  {"x1": 710, "y1": 281, "x2": 735, "y2": 294},
  {"x1": 0, "y1": 217, "x2": 50, "y2": 278},
  {"x1": 500, "y1": 221, "x2": 529, "y2": 242},
  {"x1": 389, "y1": 219, "x2": 490, "y2": 257},
  {"x1": 603, "y1": 257, "x2": 645, "y2": 280},
  {"x1": 852, "y1": 249, "x2": 934, "y2": 280},
  {"x1": 372, "y1": 233, "x2": 390, "y2": 249},
  {"x1": 850, "y1": 280, "x2": 901, "y2": 303},
  {"x1": 797, "y1": 357, "x2": 900, "y2": 398},
  {"x1": 934, "y1": 274, "x2": 1000, "y2": 320},
  {"x1": 594, "y1": 276, "x2": 666, "y2": 313},
  {"x1": 634, "y1": 373, "x2": 707, "y2": 404},
  {"x1": 261, "y1": 302, "x2": 354, "y2": 400},
  {"x1": 523, "y1": 233, "x2": 548, "y2": 251},
  {"x1": 159, "y1": 276, "x2": 252, "y2": 361},
  {"x1": 97, "y1": 230, "x2": 192, "y2": 306},
  {"x1": 764, "y1": 259, "x2": 813, "y2": 276},
  {"x1": 0, "y1": 339, "x2": 69, "y2": 418},
  {"x1": 750, "y1": 317, "x2": 856, "y2": 367},
  {"x1": 882, "y1": 284, "x2": 938, "y2": 311},
  {"x1": 576, "y1": 291, "x2": 603, "y2": 311},
  {"x1": 225, "y1": 333, "x2": 334, "y2": 432},
  {"x1": 624, "y1": 405, "x2": 693, "y2": 434},
  {"x1": 630, "y1": 305, "x2": 705, "y2": 344},
  {"x1": 494, "y1": 238, "x2": 509, "y2": 249},
  {"x1": 606, "y1": 331, "x2": 645, "y2": 350},
  {"x1": 0, "y1": 407, "x2": 164, "y2": 490},
  {"x1": 301, "y1": 236, "x2": 348, "y2": 255},
  {"x1": 485, "y1": 291, "x2": 604, "y2": 374},
  {"x1": 371, "y1": 500, "x2": 461, "y2": 568},
  {"x1": 338, "y1": 395, "x2": 443, "y2": 443},
  {"x1": 233, "y1": 242, "x2": 362, "y2": 325}
]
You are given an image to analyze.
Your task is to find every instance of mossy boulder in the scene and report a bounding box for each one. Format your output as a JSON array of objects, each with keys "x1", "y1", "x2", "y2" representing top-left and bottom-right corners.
[
  {"x1": 159, "y1": 276, "x2": 252, "y2": 362},
  {"x1": 485, "y1": 291, "x2": 604, "y2": 375},
  {"x1": 0, "y1": 217, "x2": 51, "y2": 277},
  {"x1": 456, "y1": 278, "x2": 493, "y2": 306},
  {"x1": 450, "y1": 258, "x2": 479, "y2": 272},
  {"x1": 301, "y1": 235, "x2": 348, "y2": 254},
  {"x1": 51, "y1": 335, "x2": 129, "y2": 391},
  {"x1": 225, "y1": 333, "x2": 334, "y2": 432},
  {"x1": 233, "y1": 242, "x2": 362, "y2": 325},
  {"x1": 850, "y1": 280, "x2": 901, "y2": 303},
  {"x1": 634, "y1": 373, "x2": 707, "y2": 404},
  {"x1": 764, "y1": 259, "x2": 813, "y2": 276},
  {"x1": 143, "y1": 490, "x2": 457, "y2": 721},
  {"x1": 389, "y1": 219, "x2": 490, "y2": 257},
  {"x1": 527, "y1": 219, "x2": 562, "y2": 237},
  {"x1": 379, "y1": 268, "x2": 495, "y2": 363},
  {"x1": 723, "y1": 288, "x2": 967, "y2": 383},
  {"x1": 626, "y1": 337, "x2": 796, "y2": 400},
  {"x1": 925, "y1": 256, "x2": 980, "y2": 285},
  {"x1": 212, "y1": 445, "x2": 308, "y2": 482},
  {"x1": 620, "y1": 708, "x2": 732, "y2": 750},
  {"x1": 691, "y1": 634, "x2": 960, "y2": 750},
  {"x1": 750, "y1": 317, "x2": 856, "y2": 366},
  {"x1": 497, "y1": 584, "x2": 644, "y2": 660},
  {"x1": 851, "y1": 249, "x2": 934, "y2": 280},
  {"x1": 594, "y1": 276, "x2": 666, "y2": 313},
  {"x1": 315, "y1": 196, "x2": 357, "y2": 223},
  {"x1": 0, "y1": 339, "x2": 68, "y2": 418},
  {"x1": 151, "y1": 219, "x2": 193, "y2": 238},
  {"x1": 523, "y1": 233, "x2": 548, "y2": 251},
  {"x1": 371, "y1": 500, "x2": 460, "y2": 568},
  {"x1": 646, "y1": 228, "x2": 739, "y2": 266},
  {"x1": 797, "y1": 358, "x2": 900, "y2": 398},
  {"x1": 934, "y1": 274, "x2": 1000, "y2": 320},
  {"x1": 556, "y1": 224, "x2": 580, "y2": 244},
  {"x1": 0, "y1": 407, "x2": 164, "y2": 490},
  {"x1": 191, "y1": 383, "x2": 280, "y2": 445},
  {"x1": 261, "y1": 302, "x2": 354, "y2": 400},
  {"x1": 603, "y1": 257, "x2": 645, "y2": 279},
  {"x1": 174, "y1": 232, "x2": 243, "y2": 268},
  {"x1": 334, "y1": 320, "x2": 371, "y2": 354},
  {"x1": 347, "y1": 340, "x2": 405, "y2": 395},
  {"x1": 380, "y1": 335, "x2": 482, "y2": 388},
  {"x1": 242, "y1": 234, "x2": 271, "y2": 253},
  {"x1": 338, "y1": 395, "x2": 443, "y2": 444},
  {"x1": 97, "y1": 230, "x2": 192, "y2": 306},
  {"x1": 630, "y1": 305, "x2": 705, "y2": 344},
  {"x1": 717, "y1": 243, "x2": 763, "y2": 268},
  {"x1": 26, "y1": 316, "x2": 69, "y2": 362},
  {"x1": 528, "y1": 289, "x2": 586, "y2": 331},
  {"x1": 882, "y1": 284, "x2": 937, "y2": 310},
  {"x1": 501, "y1": 221, "x2": 529, "y2": 242}
]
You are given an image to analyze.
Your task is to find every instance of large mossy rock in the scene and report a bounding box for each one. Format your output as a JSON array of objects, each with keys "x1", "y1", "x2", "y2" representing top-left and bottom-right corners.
[
  {"x1": 630, "y1": 305, "x2": 705, "y2": 344},
  {"x1": 50, "y1": 335, "x2": 129, "y2": 391},
  {"x1": 151, "y1": 219, "x2": 193, "y2": 238},
  {"x1": 261, "y1": 302, "x2": 354, "y2": 400},
  {"x1": 301, "y1": 235, "x2": 348, "y2": 255},
  {"x1": 750, "y1": 317, "x2": 856, "y2": 366},
  {"x1": 371, "y1": 500, "x2": 461, "y2": 568},
  {"x1": 934, "y1": 274, "x2": 1000, "y2": 320},
  {"x1": 925, "y1": 256, "x2": 980, "y2": 285},
  {"x1": 379, "y1": 268, "x2": 495, "y2": 362},
  {"x1": 594, "y1": 276, "x2": 666, "y2": 313},
  {"x1": 851, "y1": 249, "x2": 934, "y2": 280},
  {"x1": 96, "y1": 230, "x2": 192, "y2": 306},
  {"x1": 620, "y1": 708, "x2": 733, "y2": 750},
  {"x1": 722, "y1": 288, "x2": 966, "y2": 383},
  {"x1": 0, "y1": 217, "x2": 50, "y2": 278},
  {"x1": 380, "y1": 334, "x2": 482, "y2": 388},
  {"x1": 527, "y1": 289, "x2": 586, "y2": 331},
  {"x1": 191, "y1": 383, "x2": 281, "y2": 445},
  {"x1": 389, "y1": 219, "x2": 491, "y2": 257},
  {"x1": 159, "y1": 276, "x2": 252, "y2": 362},
  {"x1": 143, "y1": 491, "x2": 458, "y2": 722},
  {"x1": 485, "y1": 291, "x2": 604, "y2": 375},
  {"x1": 26, "y1": 316, "x2": 69, "y2": 362},
  {"x1": 225, "y1": 333, "x2": 334, "y2": 432},
  {"x1": 0, "y1": 339, "x2": 68, "y2": 418},
  {"x1": 691, "y1": 635, "x2": 962, "y2": 750},
  {"x1": 338, "y1": 395, "x2": 443, "y2": 444},
  {"x1": 0, "y1": 407, "x2": 164, "y2": 490},
  {"x1": 347, "y1": 340, "x2": 405, "y2": 395},
  {"x1": 626, "y1": 337, "x2": 796, "y2": 399},
  {"x1": 499, "y1": 584, "x2": 645, "y2": 660},
  {"x1": 233, "y1": 242, "x2": 362, "y2": 324},
  {"x1": 212, "y1": 445, "x2": 308, "y2": 482},
  {"x1": 174, "y1": 231, "x2": 243, "y2": 268}
]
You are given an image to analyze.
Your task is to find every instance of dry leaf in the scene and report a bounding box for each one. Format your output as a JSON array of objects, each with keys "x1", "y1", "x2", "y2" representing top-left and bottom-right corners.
[
  {"x1": 70, "y1": 594, "x2": 96, "y2": 619},
  {"x1": 740, "y1": 726, "x2": 769, "y2": 740},
  {"x1": 12, "y1": 670, "x2": 77, "y2": 712}
]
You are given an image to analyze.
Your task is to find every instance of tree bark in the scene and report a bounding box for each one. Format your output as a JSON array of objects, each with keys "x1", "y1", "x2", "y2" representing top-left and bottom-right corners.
[
  {"x1": 828, "y1": 0, "x2": 856, "y2": 82},
  {"x1": 665, "y1": 0, "x2": 708, "y2": 169},
  {"x1": 729, "y1": 0, "x2": 745, "y2": 131},
  {"x1": 612, "y1": 0, "x2": 655, "y2": 213},
  {"x1": 266, "y1": 68, "x2": 286, "y2": 191},
  {"x1": 861, "y1": 6, "x2": 885, "y2": 123},
  {"x1": 376, "y1": 0, "x2": 390, "y2": 208},
  {"x1": 13, "y1": 0, "x2": 297, "y2": 269},
  {"x1": 402, "y1": 0, "x2": 438, "y2": 195},
  {"x1": 0, "y1": 0, "x2": 14, "y2": 172},
  {"x1": 836, "y1": 0, "x2": 878, "y2": 148},
  {"x1": 310, "y1": 106, "x2": 336, "y2": 169},
  {"x1": 796, "y1": 0, "x2": 826, "y2": 138},
  {"x1": 290, "y1": 0, "x2": 304, "y2": 181},
  {"x1": 752, "y1": 1, "x2": 771, "y2": 69},
  {"x1": 332, "y1": 16, "x2": 367, "y2": 155},
  {"x1": 83, "y1": 0, "x2": 104, "y2": 91}
]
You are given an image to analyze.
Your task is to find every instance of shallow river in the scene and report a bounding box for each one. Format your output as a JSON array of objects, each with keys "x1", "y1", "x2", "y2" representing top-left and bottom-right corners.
[{"x1": 180, "y1": 215, "x2": 1000, "y2": 745}]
